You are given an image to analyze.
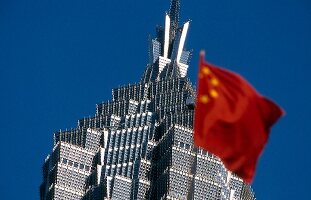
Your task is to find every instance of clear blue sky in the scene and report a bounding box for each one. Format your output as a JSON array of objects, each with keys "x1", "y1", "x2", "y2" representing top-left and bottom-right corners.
[{"x1": 0, "y1": 0, "x2": 310, "y2": 199}]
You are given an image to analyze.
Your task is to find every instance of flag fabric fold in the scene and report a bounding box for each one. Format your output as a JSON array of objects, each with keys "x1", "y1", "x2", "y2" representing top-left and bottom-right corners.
[{"x1": 194, "y1": 51, "x2": 284, "y2": 183}]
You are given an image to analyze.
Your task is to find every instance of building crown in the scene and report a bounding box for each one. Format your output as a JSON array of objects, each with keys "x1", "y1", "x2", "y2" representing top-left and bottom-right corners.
[{"x1": 143, "y1": 0, "x2": 192, "y2": 82}]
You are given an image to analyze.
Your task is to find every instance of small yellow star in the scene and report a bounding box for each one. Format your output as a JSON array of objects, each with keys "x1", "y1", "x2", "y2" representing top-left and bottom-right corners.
[
  {"x1": 199, "y1": 95, "x2": 209, "y2": 104},
  {"x1": 210, "y1": 89, "x2": 219, "y2": 98},
  {"x1": 210, "y1": 78, "x2": 219, "y2": 86}
]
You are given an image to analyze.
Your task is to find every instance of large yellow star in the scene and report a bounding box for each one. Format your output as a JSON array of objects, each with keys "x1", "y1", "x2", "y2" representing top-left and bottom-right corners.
[
  {"x1": 202, "y1": 67, "x2": 210, "y2": 75},
  {"x1": 199, "y1": 95, "x2": 209, "y2": 104}
]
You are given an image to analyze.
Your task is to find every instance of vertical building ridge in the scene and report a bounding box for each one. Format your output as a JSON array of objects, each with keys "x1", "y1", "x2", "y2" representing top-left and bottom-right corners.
[{"x1": 40, "y1": 1, "x2": 256, "y2": 200}]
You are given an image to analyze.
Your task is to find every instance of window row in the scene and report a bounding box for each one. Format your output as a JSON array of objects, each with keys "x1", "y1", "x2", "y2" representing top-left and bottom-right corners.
[{"x1": 61, "y1": 158, "x2": 91, "y2": 172}]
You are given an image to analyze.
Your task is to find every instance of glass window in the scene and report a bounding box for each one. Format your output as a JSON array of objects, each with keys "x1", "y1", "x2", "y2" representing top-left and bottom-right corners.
[{"x1": 79, "y1": 164, "x2": 84, "y2": 170}]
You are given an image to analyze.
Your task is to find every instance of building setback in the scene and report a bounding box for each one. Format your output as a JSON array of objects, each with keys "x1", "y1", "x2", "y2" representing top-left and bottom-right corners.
[{"x1": 40, "y1": 0, "x2": 256, "y2": 199}]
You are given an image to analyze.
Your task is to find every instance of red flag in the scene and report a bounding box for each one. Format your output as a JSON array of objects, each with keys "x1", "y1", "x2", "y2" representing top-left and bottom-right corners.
[{"x1": 194, "y1": 51, "x2": 284, "y2": 183}]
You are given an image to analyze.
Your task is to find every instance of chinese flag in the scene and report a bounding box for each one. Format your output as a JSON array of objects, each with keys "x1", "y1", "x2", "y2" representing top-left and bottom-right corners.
[{"x1": 194, "y1": 51, "x2": 284, "y2": 183}]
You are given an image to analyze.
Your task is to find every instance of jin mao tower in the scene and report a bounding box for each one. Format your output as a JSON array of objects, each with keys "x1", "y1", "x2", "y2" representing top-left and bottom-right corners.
[{"x1": 40, "y1": 1, "x2": 255, "y2": 199}]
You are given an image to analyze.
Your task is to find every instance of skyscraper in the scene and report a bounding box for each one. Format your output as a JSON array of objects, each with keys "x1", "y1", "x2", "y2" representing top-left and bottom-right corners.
[{"x1": 40, "y1": 1, "x2": 256, "y2": 199}]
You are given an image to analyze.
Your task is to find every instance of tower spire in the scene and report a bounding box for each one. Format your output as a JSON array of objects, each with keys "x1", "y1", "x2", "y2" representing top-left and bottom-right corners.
[
  {"x1": 169, "y1": 0, "x2": 180, "y2": 43},
  {"x1": 169, "y1": 0, "x2": 180, "y2": 31},
  {"x1": 142, "y1": 0, "x2": 191, "y2": 81}
]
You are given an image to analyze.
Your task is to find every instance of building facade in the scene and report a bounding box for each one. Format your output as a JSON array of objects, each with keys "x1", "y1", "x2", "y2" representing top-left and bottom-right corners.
[{"x1": 40, "y1": 0, "x2": 256, "y2": 199}]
